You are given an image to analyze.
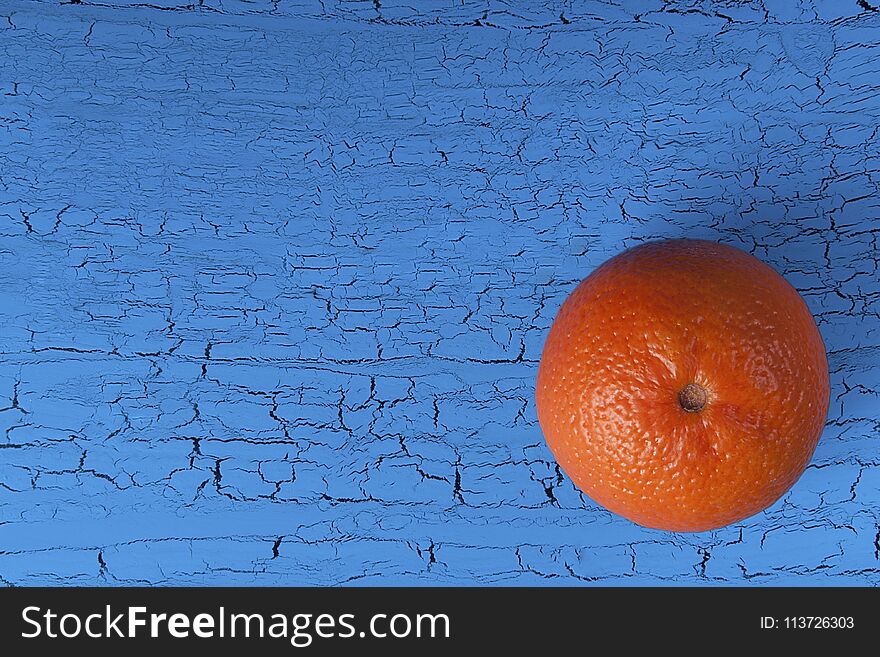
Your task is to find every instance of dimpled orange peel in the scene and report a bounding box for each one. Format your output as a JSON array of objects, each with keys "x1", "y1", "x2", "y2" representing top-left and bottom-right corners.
[{"x1": 535, "y1": 239, "x2": 830, "y2": 532}]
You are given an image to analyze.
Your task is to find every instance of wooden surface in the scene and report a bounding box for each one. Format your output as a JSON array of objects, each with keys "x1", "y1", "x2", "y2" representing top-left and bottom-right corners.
[{"x1": 0, "y1": 0, "x2": 878, "y2": 584}]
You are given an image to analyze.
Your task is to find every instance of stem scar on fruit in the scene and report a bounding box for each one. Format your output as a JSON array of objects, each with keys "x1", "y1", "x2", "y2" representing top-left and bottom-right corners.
[{"x1": 678, "y1": 383, "x2": 708, "y2": 413}]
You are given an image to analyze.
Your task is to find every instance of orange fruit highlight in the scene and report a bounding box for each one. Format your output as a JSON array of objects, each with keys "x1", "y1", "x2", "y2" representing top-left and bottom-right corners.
[{"x1": 536, "y1": 239, "x2": 830, "y2": 532}]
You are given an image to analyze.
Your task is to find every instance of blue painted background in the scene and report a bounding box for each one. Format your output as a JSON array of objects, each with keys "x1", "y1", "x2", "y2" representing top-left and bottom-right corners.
[{"x1": 0, "y1": 0, "x2": 878, "y2": 585}]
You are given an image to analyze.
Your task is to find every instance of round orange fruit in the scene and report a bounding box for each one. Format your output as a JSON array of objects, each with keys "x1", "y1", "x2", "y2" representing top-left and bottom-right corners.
[{"x1": 535, "y1": 239, "x2": 830, "y2": 532}]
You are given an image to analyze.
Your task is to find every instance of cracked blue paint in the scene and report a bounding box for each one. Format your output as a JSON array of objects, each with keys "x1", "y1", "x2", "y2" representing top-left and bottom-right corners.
[{"x1": 0, "y1": 0, "x2": 878, "y2": 585}]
